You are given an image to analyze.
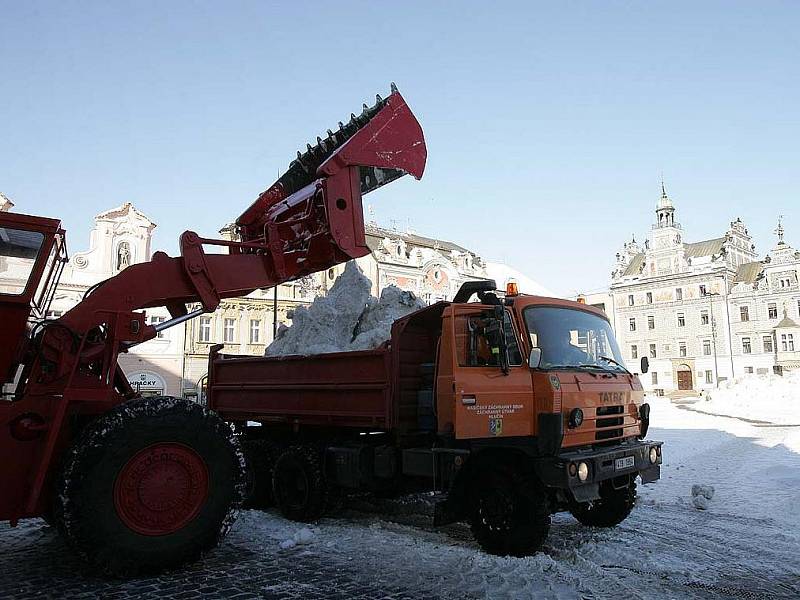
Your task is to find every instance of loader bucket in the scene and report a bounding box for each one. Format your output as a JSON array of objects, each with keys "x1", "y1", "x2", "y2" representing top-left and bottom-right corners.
[{"x1": 236, "y1": 84, "x2": 427, "y2": 235}]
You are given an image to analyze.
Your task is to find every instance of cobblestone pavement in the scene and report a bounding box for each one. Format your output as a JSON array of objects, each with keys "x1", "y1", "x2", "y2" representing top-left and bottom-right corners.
[{"x1": 0, "y1": 512, "x2": 455, "y2": 600}]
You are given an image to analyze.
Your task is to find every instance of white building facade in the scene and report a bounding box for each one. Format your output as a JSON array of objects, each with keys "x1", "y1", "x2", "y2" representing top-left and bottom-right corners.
[{"x1": 609, "y1": 186, "x2": 800, "y2": 394}]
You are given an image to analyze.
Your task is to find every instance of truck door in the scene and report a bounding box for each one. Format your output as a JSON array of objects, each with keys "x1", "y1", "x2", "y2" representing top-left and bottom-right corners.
[{"x1": 450, "y1": 305, "x2": 533, "y2": 440}]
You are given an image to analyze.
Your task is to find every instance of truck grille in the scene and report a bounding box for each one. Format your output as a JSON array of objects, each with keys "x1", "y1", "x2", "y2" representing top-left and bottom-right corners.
[{"x1": 595, "y1": 405, "x2": 624, "y2": 440}]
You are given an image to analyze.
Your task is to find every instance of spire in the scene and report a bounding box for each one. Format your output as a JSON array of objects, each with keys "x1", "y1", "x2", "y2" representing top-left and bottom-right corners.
[{"x1": 776, "y1": 215, "x2": 785, "y2": 245}]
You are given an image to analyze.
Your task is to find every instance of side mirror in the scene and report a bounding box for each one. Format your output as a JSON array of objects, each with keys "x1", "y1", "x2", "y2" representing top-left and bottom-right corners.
[
  {"x1": 640, "y1": 356, "x2": 649, "y2": 374},
  {"x1": 529, "y1": 348, "x2": 542, "y2": 369}
]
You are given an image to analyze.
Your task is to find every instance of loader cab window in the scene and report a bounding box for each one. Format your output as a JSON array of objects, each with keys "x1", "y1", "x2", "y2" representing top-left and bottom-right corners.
[
  {"x1": 524, "y1": 306, "x2": 625, "y2": 372},
  {"x1": 456, "y1": 310, "x2": 522, "y2": 367},
  {"x1": 0, "y1": 227, "x2": 45, "y2": 296}
]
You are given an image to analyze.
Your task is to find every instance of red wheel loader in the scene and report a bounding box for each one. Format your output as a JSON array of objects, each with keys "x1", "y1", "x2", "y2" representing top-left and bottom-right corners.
[{"x1": 0, "y1": 86, "x2": 427, "y2": 575}]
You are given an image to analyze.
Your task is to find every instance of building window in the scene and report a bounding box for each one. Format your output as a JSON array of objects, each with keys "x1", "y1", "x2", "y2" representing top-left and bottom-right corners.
[
  {"x1": 647, "y1": 315, "x2": 655, "y2": 330},
  {"x1": 780, "y1": 277, "x2": 791, "y2": 288},
  {"x1": 742, "y1": 337, "x2": 752, "y2": 354},
  {"x1": 629, "y1": 318, "x2": 636, "y2": 332},
  {"x1": 148, "y1": 315, "x2": 167, "y2": 338},
  {"x1": 679, "y1": 342, "x2": 687, "y2": 357},
  {"x1": 677, "y1": 312, "x2": 685, "y2": 327},
  {"x1": 701, "y1": 310, "x2": 709, "y2": 325},
  {"x1": 199, "y1": 317, "x2": 212, "y2": 342},
  {"x1": 628, "y1": 294, "x2": 634, "y2": 306},
  {"x1": 249, "y1": 319, "x2": 261, "y2": 344},
  {"x1": 781, "y1": 333, "x2": 795, "y2": 352},
  {"x1": 649, "y1": 343, "x2": 657, "y2": 358},
  {"x1": 763, "y1": 335, "x2": 774, "y2": 353},
  {"x1": 651, "y1": 372, "x2": 658, "y2": 385},
  {"x1": 768, "y1": 303, "x2": 778, "y2": 319},
  {"x1": 646, "y1": 292, "x2": 653, "y2": 304},
  {"x1": 740, "y1": 306, "x2": 749, "y2": 322},
  {"x1": 46, "y1": 310, "x2": 63, "y2": 319},
  {"x1": 703, "y1": 340, "x2": 712, "y2": 356},
  {"x1": 699, "y1": 285, "x2": 707, "y2": 296},
  {"x1": 223, "y1": 318, "x2": 236, "y2": 343},
  {"x1": 676, "y1": 288, "x2": 683, "y2": 301},
  {"x1": 631, "y1": 345, "x2": 638, "y2": 359},
  {"x1": 745, "y1": 366, "x2": 754, "y2": 374},
  {"x1": 705, "y1": 370, "x2": 713, "y2": 384}
]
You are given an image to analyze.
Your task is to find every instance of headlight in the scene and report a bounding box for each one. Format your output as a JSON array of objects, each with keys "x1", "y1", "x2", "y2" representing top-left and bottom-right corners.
[
  {"x1": 569, "y1": 408, "x2": 584, "y2": 428},
  {"x1": 577, "y1": 461, "x2": 589, "y2": 482},
  {"x1": 649, "y1": 447, "x2": 658, "y2": 464}
]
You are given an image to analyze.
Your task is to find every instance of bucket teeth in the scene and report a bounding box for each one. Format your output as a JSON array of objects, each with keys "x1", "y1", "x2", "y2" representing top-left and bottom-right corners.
[{"x1": 277, "y1": 85, "x2": 405, "y2": 196}]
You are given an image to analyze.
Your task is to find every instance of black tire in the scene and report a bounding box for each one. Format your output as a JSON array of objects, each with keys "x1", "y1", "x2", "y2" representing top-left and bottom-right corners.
[
  {"x1": 570, "y1": 478, "x2": 637, "y2": 527},
  {"x1": 469, "y1": 467, "x2": 550, "y2": 557},
  {"x1": 53, "y1": 396, "x2": 246, "y2": 576},
  {"x1": 242, "y1": 439, "x2": 280, "y2": 509},
  {"x1": 272, "y1": 445, "x2": 328, "y2": 522}
]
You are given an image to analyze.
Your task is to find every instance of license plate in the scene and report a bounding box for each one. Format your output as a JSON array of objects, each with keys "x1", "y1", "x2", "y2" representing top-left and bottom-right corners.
[{"x1": 615, "y1": 456, "x2": 635, "y2": 470}]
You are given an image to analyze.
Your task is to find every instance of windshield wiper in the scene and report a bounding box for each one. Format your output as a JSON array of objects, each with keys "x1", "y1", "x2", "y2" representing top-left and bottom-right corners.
[{"x1": 599, "y1": 356, "x2": 631, "y2": 374}]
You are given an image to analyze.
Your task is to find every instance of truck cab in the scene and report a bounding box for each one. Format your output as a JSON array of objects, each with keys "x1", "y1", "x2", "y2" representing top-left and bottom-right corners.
[{"x1": 428, "y1": 282, "x2": 660, "y2": 528}]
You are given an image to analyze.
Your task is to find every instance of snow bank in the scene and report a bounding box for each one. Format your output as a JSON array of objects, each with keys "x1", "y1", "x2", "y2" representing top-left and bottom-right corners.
[
  {"x1": 697, "y1": 371, "x2": 800, "y2": 425},
  {"x1": 266, "y1": 261, "x2": 425, "y2": 357}
]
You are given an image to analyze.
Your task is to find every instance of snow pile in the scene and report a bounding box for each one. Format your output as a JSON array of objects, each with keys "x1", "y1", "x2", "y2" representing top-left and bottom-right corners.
[
  {"x1": 278, "y1": 526, "x2": 315, "y2": 550},
  {"x1": 698, "y1": 371, "x2": 800, "y2": 425},
  {"x1": 266, "y1": 261, "x2": 425, "y2": 357},
  {"x1": 691, "y1": 484, "x2": 715, "y2": 510}
]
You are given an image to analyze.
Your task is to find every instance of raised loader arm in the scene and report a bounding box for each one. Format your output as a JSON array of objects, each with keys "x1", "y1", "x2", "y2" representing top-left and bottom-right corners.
[{"x1": 23, "y1": 86, "x2": 426, "y2": 403}]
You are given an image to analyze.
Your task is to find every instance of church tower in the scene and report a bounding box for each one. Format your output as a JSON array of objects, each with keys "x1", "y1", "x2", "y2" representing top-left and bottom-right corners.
[{"x1": 646, "y1": 180, "x2": 685, "y2": 276}]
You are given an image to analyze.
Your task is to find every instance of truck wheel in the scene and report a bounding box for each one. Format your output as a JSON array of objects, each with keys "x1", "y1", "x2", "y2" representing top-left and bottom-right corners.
[
  {"x1": 53, "y1": 396, "x2": 246, "y2": 576},
  {"x1": 469, "y1": 468, "x2": 550, "y2": 557},
  {"x1": 242, "y1": 439, "x2": 279, "y2": 509},
  {"x1": 272, "y1": 445, "x2": 327, "y2": 522},
  {"x1": 570, "y1": 479, "x2": 637, "y2": 527}
]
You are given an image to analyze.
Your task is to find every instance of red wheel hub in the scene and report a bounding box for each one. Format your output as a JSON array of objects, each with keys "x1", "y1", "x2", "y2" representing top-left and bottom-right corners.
[{"x1": 114, "y1": 443, "x2": 209, "y2": 536}]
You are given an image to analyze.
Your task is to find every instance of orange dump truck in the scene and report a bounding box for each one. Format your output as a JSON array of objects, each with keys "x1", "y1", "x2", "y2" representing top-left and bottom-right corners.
[{"x1": 207, "y1": 280, "x2": 662, "y2": 556}]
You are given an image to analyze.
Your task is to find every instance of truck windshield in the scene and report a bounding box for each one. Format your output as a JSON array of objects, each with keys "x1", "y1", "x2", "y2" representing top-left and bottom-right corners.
[
  {"x1": 524, "y1": 306, "x2": 626, "y2": 372},
  {"x1": 0, "y1": 226, "x2": 45, "y2": 296}
]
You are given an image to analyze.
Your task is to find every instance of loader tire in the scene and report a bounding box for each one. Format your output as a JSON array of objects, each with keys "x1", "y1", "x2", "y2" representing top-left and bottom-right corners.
[
  {"x1": 469, "y1": 466, "x2": 550, "y2": 557},
  {"x1": 272, "y1": 445, "x2": 328, "y2": 522},
  {"x1": 569, "y1": 478, "x2": 637, "y2": 528},
  {"x1": 53, "y1": 396, "x2": 246, "y2": 577},
  {"x1": 242, "y1": 439, "x2": 280, "y2": 509}
]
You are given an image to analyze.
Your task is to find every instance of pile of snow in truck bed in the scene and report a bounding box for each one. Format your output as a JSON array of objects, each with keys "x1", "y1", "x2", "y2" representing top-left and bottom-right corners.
[
  {"x1": 695, "y1": 371, "x2": 800, "y2": 425},
  {"x1": 266, "y1": 261, "x2": 426, "y2": 357}
]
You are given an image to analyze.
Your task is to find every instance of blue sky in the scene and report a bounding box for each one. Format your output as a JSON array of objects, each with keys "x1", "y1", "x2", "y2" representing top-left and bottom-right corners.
[{"x1": 1, "y1": 1, "x2": 797, "y2": 296}]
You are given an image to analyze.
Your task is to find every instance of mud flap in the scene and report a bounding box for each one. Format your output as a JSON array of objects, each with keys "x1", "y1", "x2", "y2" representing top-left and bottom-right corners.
[
  {"x1": 570, "y1": 483, "x2": 600, "y2": 503},
  {"x1": 639, "y1": 465, "x2": 661, "y2": 484}
]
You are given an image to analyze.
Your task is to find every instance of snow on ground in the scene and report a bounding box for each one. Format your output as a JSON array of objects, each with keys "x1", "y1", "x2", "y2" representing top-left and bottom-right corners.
[
  {"x1": 485, "y1": 262, "x2": 554, "y2": 297},
  {"x1": 266, "y1": 261, "x2": 425, "y2": 356},
  {"x1": 230, "y1": 397, "x2": 799, "y2": 599},
  {"x1": 685, "y1": 371, "x2": 800, "y2": 426}
]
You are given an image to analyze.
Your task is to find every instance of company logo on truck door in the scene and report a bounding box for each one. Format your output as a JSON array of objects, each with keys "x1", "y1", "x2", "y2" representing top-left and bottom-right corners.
[
  {"x1": 489, "y1": 418, "x2": 503, "y2": 436},
  {"x1": 599, "y1": 391, "x2": 630, "y2": 403}
]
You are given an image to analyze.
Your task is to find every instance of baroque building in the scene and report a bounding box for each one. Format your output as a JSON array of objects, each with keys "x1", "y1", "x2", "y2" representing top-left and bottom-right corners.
[{"x1": 609, "y1": 185, "x2": 799, "y2": 394}]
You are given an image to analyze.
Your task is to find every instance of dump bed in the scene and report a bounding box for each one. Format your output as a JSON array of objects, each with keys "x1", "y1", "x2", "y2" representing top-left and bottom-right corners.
[{"x1": 207, "y1": 345, "x2": 393, "y2": 429}]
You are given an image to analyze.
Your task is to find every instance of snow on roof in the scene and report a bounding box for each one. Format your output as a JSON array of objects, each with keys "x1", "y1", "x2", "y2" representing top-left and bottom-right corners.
[
  {"x1": 485, "y1": 262, "x2": 553, "y2": 297},
  {"x1": 365, "y1": 224, "x2": 470, "y2": 254}
]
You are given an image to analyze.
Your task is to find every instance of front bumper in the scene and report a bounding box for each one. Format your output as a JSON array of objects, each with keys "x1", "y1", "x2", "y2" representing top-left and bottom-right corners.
[{"x1": 535, "y1": 439, "x2": 663, "y2": 502}]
